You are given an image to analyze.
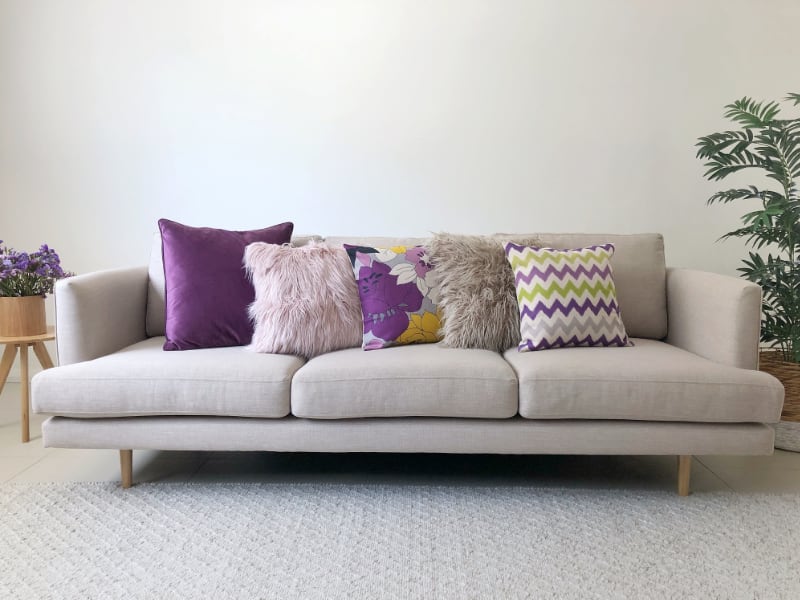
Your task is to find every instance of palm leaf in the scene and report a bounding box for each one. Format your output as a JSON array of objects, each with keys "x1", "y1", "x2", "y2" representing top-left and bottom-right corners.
[
  {"x1": 695, "y1": 130, "x2": 753, "y2": 158},
  {"x1": 699, "y1": 94, "x2": 800, "y2": 360},
  {"x1": 724, "y1": 97, "x2": 781, "y2": 128},
  {"x1": 706, "y1": 186, "x2": 782, "y2": 206}
]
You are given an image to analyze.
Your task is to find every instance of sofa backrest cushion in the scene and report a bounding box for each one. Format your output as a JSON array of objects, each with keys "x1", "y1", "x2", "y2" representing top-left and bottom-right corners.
[
  {"x1": 146, "y1": 233, "x2": 166, "y2": 337},
  {"x1": 326, "y1": 235, "x2": 665, "y2": 340},
  {"x1": 146, "y1": 232, "x2": 666, "y2": 341},
  {"x1": 323, "y1": 236, "x2": 430, "y2": 249}
]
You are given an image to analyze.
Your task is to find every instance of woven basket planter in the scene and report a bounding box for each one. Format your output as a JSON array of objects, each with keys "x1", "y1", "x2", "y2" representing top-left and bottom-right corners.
[{"x1": 759, "y1": 351, "x2": 800, "y2": 452}]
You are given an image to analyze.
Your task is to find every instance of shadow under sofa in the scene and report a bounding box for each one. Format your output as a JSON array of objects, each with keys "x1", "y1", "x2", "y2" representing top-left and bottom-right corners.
[{"x1": 31, "y1": 233, "x2": 785, "y2": 495}]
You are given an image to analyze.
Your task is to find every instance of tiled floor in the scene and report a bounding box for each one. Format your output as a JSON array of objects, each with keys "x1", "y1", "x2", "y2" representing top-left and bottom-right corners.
[{"x1": 2, "y1": 382, "x2": 800, "y2": 492}]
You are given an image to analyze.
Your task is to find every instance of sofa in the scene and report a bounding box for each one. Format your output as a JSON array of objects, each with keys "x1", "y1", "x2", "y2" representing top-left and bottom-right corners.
[{"x1": 31, "y1": 232, "x2": 785, "y2": 495}]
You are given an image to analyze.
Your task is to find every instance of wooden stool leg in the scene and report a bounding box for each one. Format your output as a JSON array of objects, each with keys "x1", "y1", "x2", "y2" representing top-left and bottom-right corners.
[
  {"x1": 120, "y1": 450, "x2": 133, "y2": 489},
  {"x1": 677, "y1": 455, "x2": 692, "y2": 497},
  {"x1": 32, "y1": 342, "x2": 55, "y2": 369},
  {"x1": 20, "y1": 344, "x2": 30, "y2": 443},
  {"x1": 0, "y1": 343, "x2": 17, "y2": 395}
]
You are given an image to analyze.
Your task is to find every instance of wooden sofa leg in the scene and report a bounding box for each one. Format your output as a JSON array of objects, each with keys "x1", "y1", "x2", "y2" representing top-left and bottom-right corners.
[
  {"x1": 120, "y1": 449, "x2": 133, "y2": 489},
  {"x1": 677, "y1": 455, "x2": 691, "y2": 496}
]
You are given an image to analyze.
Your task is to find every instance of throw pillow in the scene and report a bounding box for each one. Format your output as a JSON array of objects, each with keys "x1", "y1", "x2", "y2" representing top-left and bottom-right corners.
[
  {"x1": 159, "y1": 218, "x2": 293, "y2": 351},
  {"x1": 245, "y1": 242, "x2": 363, "y2": 358},
  {"x1": 345, "y1": 245, "x2": 441, "y2": 350},
  {"x1": 504, "y1": 242, "x2": 631, "y2": 351},
  {"x1": 427, "y1": 233, "x2": 542, "y2": 352}
]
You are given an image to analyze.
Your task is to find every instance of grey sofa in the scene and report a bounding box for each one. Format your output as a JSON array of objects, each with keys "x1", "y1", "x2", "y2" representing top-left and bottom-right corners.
[{"x1": 31, "y1": 233, "x2": 785, "y2": 495}]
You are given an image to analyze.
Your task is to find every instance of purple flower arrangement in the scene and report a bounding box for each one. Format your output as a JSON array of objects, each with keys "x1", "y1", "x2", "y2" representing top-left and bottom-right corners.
[{"x1": 0, "y1": 241, "x2": 72, "y2": 297}]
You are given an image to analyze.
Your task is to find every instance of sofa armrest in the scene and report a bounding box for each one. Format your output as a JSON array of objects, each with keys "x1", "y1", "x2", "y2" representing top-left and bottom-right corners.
[
  {"x1": 665, "y1": 267, "x2": 761, "y2": 370},
  {"x1": 55, "y1": 266, "x2": 149, "y2": 365}
]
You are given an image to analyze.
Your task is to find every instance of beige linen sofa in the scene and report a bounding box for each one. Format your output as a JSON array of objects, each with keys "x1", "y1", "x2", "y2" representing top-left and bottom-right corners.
[{"x1": 31, "y1": 233, "x2": 785, "y2": 495}]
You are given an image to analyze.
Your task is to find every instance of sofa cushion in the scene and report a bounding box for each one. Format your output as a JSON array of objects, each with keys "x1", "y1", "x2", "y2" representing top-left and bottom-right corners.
[
  {"x1": 145, "y1": 232, "x2": 664, "y2": 339},
  {"x1": 324, "y1": 236, "x2": 429, "y2": 248},
  {"x1": 504, "y1": 338, "x2": 784, "y2": 423},
  {"x1": 145, "y1": 233, "x2": 323, "y2": 338},
  {"x1": 345, "y1": 244, "x2": 442, "y2": 350},
  {"x1": 291, "y1": 344, "x2": 518, "y2": 419},
  {"x1": 504, "y1": 242, "x2": 630, "y2": 351},
  {"x1": 32, "y1": 337, "x2": 304, "y2": 418},
  {"x1": 427, "y1": 233, "x2": 542, "y2": 352},
  {"x1": 524, "y1": 233, "x2": 666, "y2": 339},
  {"x1": 159, "y1": 219, "x2": 293, "y2": 350},
  {"x1": 245, "y1": 242, "x2": 363, "y2": 358}
]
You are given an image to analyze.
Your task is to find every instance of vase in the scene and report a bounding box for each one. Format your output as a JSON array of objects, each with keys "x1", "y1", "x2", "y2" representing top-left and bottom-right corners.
[
  {"x1": 759, "y1": 350, "x2": 800, "y2": 452},
  {"x1": 0, "y1": 296, "x2": 47, "y2": 337}
]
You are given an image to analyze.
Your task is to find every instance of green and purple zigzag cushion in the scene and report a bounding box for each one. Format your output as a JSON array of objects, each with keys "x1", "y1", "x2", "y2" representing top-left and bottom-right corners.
[{"x1": 504, "y1": 242, "x2": 631, "y2": 351}]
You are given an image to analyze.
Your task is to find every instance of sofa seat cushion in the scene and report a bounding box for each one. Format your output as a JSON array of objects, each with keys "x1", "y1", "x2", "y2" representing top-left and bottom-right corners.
[
  {"x1": 291, "y1": 344, "x2": 518, "y2": 419},
  {"x1": 504, "y1": 338, "x2": 784, "y2": 423},
  {"x1": 32, "y1": 337, "x2": 304, "y2": 418}
]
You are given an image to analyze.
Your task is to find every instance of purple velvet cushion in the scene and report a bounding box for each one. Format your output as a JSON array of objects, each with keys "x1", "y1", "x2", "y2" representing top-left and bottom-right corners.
[{"x1": 159, "y1": 218, "x2": 293, "y2": 350}]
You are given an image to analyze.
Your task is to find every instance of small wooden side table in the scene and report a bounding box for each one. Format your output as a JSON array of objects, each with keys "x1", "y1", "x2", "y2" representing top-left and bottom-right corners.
[{"x1": 0, "y1": 326, "x2": 56, "y2": 443}]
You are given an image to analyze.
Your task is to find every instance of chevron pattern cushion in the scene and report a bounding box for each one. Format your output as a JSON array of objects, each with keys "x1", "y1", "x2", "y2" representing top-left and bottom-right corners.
[{"x1": 504, "y1": 242, "x2": 631, "y2": 351}]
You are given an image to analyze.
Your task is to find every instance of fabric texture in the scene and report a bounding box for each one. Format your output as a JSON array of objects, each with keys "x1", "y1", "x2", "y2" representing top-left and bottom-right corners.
[
  {"x1": 32, "y1": 337, "x2": 304, "y2": 418},
  {"x1": 665, "y1": 267, "x2": 762, "y2": 369},
  {"x1": 522, "y1": 233, "x2": 667, "y2": 339},
  {"x1": 54, "y1": 266, "x2": 149, "y2": 366},
  {"x1": 245, "y1": 242, "x2": 363, "y2": 358},
  {"x1": 505, "y1": 242, "x2": 630, "y2": 351},
  {"x1": 42, "y1": 415, "x2": 775, "y2": 455},
  {"x1": 159, "y1": 219, "x2": 293, "y2": 350},
  {"x1": 504, "y1": 338, "x2": 784, "y2": 422},
  {"x1": 345, "y1": 245, "x2": 441, "y2": 350},
  {"x1": 291, "y1": 344, "x2": 518, "y2": 419},
  {"x1": 4, "y1": 483, "x2": 799, "y2": 600},
  {"x1": 146, "y1": 232, "x2": 167, "y2": 337},
  {"x1": 146, "y1": 232, "x2": 667, "y2": 340},
  {"x1": 146, "y1": 233, "x2": 323, "y2": 338},
  {"x1": 325, "y1": 236, "x2": 429, "y2": 249},
  {"x1": 427, "y1": 233, "x2": 542, "y2": 352}
]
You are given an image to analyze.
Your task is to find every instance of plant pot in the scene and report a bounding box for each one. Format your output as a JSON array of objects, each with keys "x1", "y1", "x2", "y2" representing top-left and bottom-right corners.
[
  {"x1": 0, "y1": 296, "x2": 47, "y2": 337},
  {"x1": 759, "y1": 351, "x2": 800, "y2": 452}
]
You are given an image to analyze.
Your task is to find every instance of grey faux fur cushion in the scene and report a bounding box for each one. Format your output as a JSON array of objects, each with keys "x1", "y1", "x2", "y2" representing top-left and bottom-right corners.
[{"x1": 428, "y1": 233, "x2": 542, "y2": 352}]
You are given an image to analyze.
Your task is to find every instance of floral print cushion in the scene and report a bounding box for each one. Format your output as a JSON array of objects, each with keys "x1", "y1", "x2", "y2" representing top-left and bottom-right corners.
[{"x1": 345, "y1": 245, "x2": 442, "y2": 350}]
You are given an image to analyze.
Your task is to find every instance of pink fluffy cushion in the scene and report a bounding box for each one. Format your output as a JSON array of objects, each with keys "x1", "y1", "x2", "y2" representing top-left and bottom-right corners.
[{"x1": 244, "y1": 241, "x2": 363, "y2": 358}]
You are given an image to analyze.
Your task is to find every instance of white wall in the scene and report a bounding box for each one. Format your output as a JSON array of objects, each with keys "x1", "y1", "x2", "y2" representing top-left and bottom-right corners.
[{"x1": 1, "y1": 0, "x2": 799, "y2": 362}]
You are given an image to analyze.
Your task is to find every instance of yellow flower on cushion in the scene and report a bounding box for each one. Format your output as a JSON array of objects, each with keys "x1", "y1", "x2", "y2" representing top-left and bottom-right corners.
[{"x1": 397, "y1": 311, "x2": 441, "y2": 345}]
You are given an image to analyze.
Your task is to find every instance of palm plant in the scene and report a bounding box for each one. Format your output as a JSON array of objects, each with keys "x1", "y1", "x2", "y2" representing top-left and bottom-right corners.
[{"x1": 696, "y1": 94, "x2": 800, "y2": 362}]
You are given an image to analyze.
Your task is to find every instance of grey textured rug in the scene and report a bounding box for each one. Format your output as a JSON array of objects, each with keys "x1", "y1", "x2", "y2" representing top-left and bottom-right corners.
[{"x1": 1, "y1": 483, "x2": 799, "y2": 600}]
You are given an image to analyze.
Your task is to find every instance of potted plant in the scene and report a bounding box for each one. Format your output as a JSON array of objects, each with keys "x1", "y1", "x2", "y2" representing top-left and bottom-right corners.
[
  {"x1": 0, "y1": 241, "x2": 71, "y2": 337},
  {"x1": 696, "y1": 93, "x2": 800, "y2": 450}
]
